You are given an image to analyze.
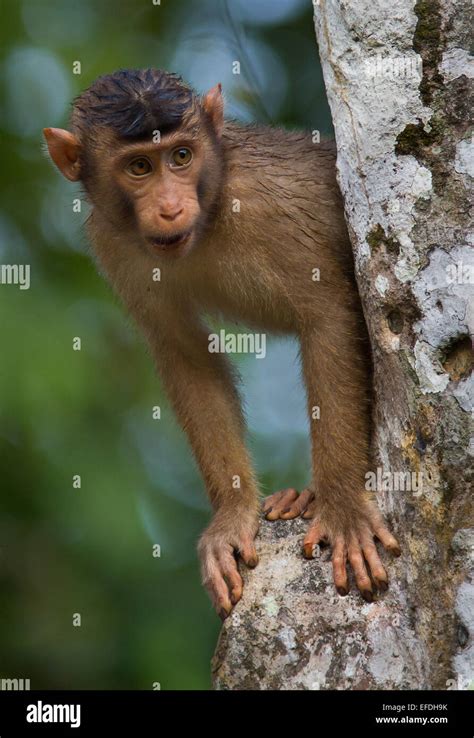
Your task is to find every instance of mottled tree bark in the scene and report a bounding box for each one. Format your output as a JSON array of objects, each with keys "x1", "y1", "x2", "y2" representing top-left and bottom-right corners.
[{"x1": 213, "y1": 0, "x2": 473, "y2": 689}]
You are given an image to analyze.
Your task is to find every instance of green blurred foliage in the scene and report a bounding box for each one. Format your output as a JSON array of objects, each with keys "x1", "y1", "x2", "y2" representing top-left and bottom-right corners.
[{"x1": 0, "y1": 0, "x2": 331, "y2": 689}]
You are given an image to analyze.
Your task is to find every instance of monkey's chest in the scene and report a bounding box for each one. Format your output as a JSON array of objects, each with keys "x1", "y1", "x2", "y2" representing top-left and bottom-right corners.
[{"x1": 194, "y1": 271, "x2": 296, "y2": 334}]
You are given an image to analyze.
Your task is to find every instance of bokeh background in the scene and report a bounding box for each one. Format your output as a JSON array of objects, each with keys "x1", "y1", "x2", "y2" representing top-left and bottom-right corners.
[{"x1": 0, "y1": 0, "x2": 332, "y2": 689}]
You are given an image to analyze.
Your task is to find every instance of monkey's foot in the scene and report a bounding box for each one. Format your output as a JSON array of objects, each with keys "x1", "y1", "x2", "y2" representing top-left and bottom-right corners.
[
  {"x1": 262, "y1": 487, "x2": 315, "y2": 521},
  {"x1": 302, "y1": 502, "x2": 401, "y2": 602},
  {"x1": 198, "y1": 515, "x2": 259, "y2": 620}
]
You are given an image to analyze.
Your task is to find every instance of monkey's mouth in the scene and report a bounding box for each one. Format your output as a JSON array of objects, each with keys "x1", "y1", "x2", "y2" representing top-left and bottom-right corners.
[{"x1": 148, "y1": 230, "x2": 192, "y2": 252}]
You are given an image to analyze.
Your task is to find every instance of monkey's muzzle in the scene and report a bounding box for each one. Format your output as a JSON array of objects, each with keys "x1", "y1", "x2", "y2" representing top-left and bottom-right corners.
[{"x1": 147, "y1": 230, "x2": 192, "y2": 253}]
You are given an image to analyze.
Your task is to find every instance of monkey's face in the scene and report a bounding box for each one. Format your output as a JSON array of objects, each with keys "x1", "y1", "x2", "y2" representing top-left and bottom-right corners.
[
  {"x1": 43, "y1": 124, "x2": 223, "y2": 261},
  {"x1": 106, "y1": 129, "x2": 219, "y2": 260}
]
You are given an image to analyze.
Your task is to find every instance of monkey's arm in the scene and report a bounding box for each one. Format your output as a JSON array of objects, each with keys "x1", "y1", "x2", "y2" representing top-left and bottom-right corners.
[
  {"x1": 299, "y1": 314, "x2": 400, "y2": 601},
  {"x1": 144, "y1": 315, "x2": 260, "y2": 618}
]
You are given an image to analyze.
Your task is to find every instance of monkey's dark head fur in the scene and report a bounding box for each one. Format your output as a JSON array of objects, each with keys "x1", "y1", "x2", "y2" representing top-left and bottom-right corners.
[{"x1": 71, "y1": 68, "x2": 200, "y2": 140}]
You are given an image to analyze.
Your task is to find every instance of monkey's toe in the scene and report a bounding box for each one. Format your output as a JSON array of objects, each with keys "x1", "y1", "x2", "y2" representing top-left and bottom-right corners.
[
  {"x1": 263, "y1": 487, "x2": 314, "y2": 520},
  {"x1": 302, "y1": 508, "x2": 400, "y2": 602},
  {"x1": 201, "y1": 548, "x2": 237, "y2": 617}
]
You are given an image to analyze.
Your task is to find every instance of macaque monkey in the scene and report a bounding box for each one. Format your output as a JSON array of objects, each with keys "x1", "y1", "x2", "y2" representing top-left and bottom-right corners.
[{"x1": 44, "y1": 69, "x2": 400, "y2": 618}]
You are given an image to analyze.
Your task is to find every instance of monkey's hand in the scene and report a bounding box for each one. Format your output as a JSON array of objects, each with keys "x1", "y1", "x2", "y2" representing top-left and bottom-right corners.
[
  {"x1": 302, "y1": 496, "x2": 401, "y2": 602},
  {"x1": 198, "y1": 511, "x2": 259, "y2": 619}
]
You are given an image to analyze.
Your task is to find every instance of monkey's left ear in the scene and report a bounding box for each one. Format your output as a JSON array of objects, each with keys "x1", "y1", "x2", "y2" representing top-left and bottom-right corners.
[
  {"x1": 43, "y1": 127, "x2": 81, "y2": 181},
  {"x1": 202, "y1": 83, "x2": 224, "y2": 138}
]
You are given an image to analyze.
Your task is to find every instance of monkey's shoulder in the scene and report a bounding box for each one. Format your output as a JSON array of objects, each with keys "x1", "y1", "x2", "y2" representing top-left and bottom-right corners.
[{"x1": 222, "y1": 120, "x2": 336, "y2": 163}]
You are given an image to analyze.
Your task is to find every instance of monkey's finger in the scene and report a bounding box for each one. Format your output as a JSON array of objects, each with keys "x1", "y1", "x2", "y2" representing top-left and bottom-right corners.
[
  {"x1": 280, "y1": 488, "x2": 315, "y2": 519},
  {"x1": 302, "y1": 500, "x2": 318, "y2": 519},
  {"x1": 361, "y1": 536, "x2": 388, "y2": 591},
  {"x1": 220, "y1": 556, "x2": 244, "y2": 605},
  {"x1": 365, "y1": 505, "x2": 401, "y2": 556},
  {"x1": 262, "y1": 490, "x2": 284, "y2": 514},
  {"x1": 302, "y1": 521, "x2": 327, "y2": 558},
  {"x1": 348, "y1": 542, "x2": 373, "y2": 602},
  {"x1": 238, "y1": 539, "x2": 259, "y2": 569},
  {"x1": 373, "y1": 524, "x2": 401, "y2": 557},
  {"x1": 265, "y1": 488, "x2": 298, "y2": 520},
  {"x1": 203, "y1": 559, "x2": 233, "y2": 619},
  {"x1": 332, "y1": 536, "x2": 349, "y2": 595}
]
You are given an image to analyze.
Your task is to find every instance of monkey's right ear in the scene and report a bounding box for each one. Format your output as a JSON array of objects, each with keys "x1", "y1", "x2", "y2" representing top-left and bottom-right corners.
[
  {"x1": 202, "y1": 83, "x2": 224, "y2": 138},
  {"x1": 43, "y1": 128, "x2": 81, "y2": 181}
]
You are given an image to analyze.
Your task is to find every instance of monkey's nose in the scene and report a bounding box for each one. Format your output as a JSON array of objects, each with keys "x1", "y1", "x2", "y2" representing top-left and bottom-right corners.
[{"x1": 160, "y1": 207, "x2": 183, "y2": 222}]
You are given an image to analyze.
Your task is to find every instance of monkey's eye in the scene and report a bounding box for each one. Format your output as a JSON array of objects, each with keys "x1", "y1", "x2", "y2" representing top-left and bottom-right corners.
[
  {"x1": 170, "y1": 147, "x2": 193, "y2": 168},
  {"x1": 126, "y1": 158, "x2": 153, "y2": 177}
]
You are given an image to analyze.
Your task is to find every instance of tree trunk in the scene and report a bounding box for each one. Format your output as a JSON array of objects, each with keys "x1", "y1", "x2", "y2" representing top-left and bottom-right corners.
[{"x1": 212, "y1": 0, "x2": 473, "y2": 690}]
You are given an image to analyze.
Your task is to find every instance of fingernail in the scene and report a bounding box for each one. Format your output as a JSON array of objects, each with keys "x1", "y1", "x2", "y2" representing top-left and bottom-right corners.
[
  {"x1": 265, "y1": 507, "x2": 273, "y2": 516},
  {"x1": 393, "y1": 546, "x2": 402, "y2": 557},
  {"x1": 248, "y1": 556, "x2": 258, "y2": 568},
  {"x1": 378, "y1": 580, "x2": 388, "y2": 592},
  {"x1": 281, "y1": 507, "x2": 291, "y2": 514},
  {"x1": 337, "y1": 586, "x2": 348, "y2": 597},
  {"x1": 303, "y1": 544, "x2": 314, "y2": 559},
  {"x1": 362, "y1": 590, "x2": 374, "y2": 603},
  {"x1": 219, "y1": 608, "x2": 229, "y2": 621}
]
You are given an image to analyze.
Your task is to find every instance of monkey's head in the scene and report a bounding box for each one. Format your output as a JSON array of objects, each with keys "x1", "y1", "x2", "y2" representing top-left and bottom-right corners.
[{"x1": 43, "y1": 69, "x2": 225, "y2": 259}]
